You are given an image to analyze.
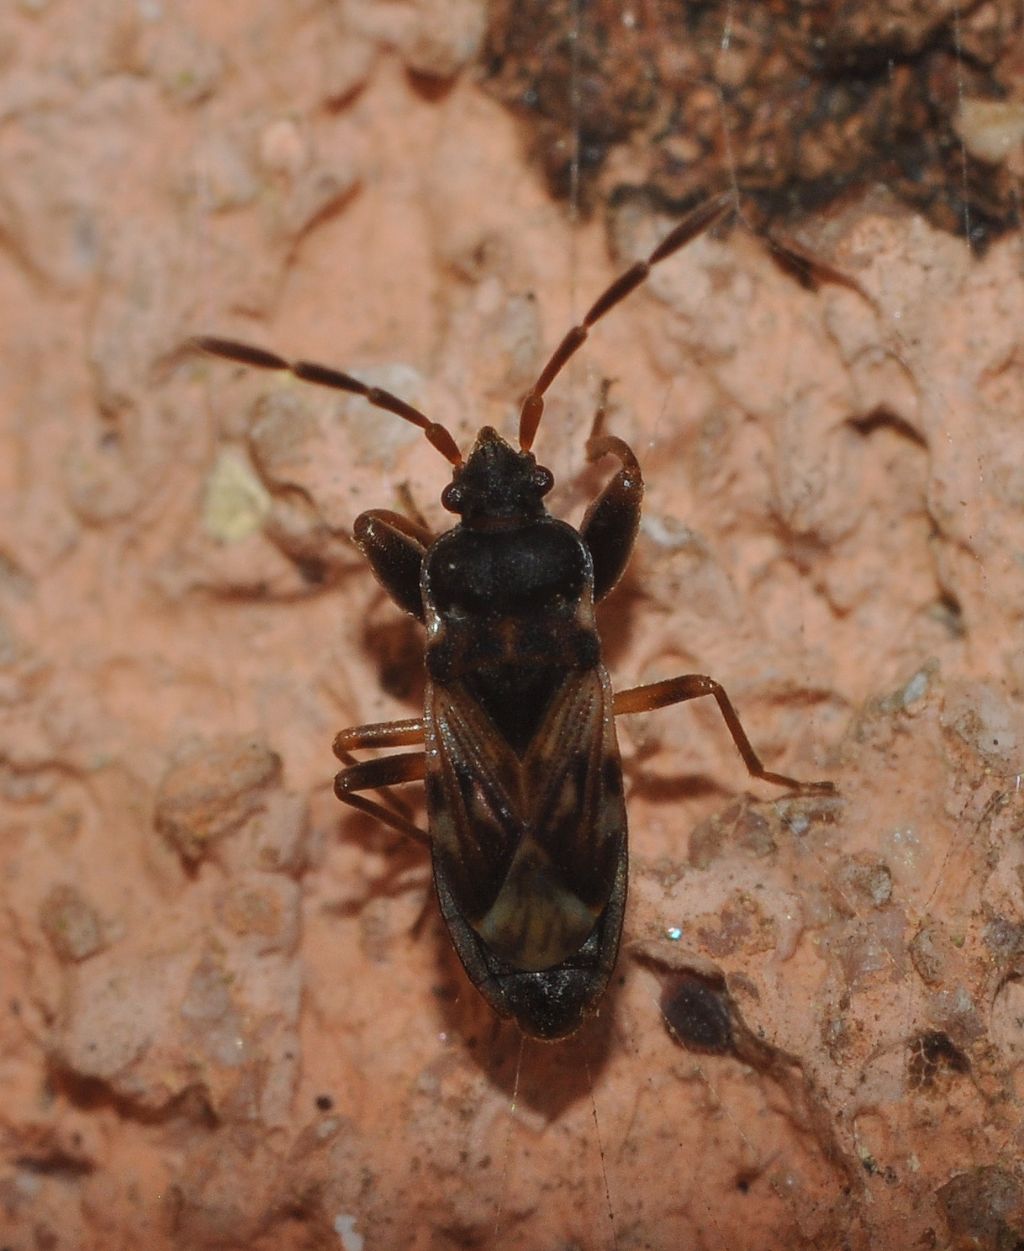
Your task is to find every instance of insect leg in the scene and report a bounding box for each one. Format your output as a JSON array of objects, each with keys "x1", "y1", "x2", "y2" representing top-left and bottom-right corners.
[
  {"x1": 334, "y1": 718, "x2": 425, "y2": 827},
  {"x1": 351, "y1": 510, "x2": 430, "y2": 622},
  {"x1": 333, "y1": 717, "x2": 425, "y2": 759},
  {"x1": 581, "y1": 427, "x2": 644, "y2": 602},
  {"x1": 614, "y1": 675, "x2": 834, "y2": 792},
  {"x1": 334, "y1": 751, "x2": 429, "y2": 844}
]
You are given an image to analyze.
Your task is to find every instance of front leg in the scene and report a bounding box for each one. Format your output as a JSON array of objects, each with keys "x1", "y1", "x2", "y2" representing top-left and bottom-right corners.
[
  {"x1": 581, "y1": 433, "x2": 644, "y2": 602},
  {"x1": 352, "y1": 509, "x2": 432, "y2": 622},
  {"x1": 614, "y1": 674, "x2": 834, "y2": 793}
]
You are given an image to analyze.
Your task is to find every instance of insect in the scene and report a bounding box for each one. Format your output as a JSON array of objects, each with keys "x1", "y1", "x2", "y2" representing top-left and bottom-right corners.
[{"x1": 192, "y1": 193, "x2": 833, "y2": 1040}]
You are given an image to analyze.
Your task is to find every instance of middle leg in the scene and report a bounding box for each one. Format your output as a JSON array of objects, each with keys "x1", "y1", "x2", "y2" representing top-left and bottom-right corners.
[
  {"x1": 614, "y1": 674, "x2": 834, "y2": 792},
  {"x1": 333, "y1": 717, "x2": 425, "y2": 761},
  {"x1": 333, "y1": 717, "x2": 427, "y2": 837}
]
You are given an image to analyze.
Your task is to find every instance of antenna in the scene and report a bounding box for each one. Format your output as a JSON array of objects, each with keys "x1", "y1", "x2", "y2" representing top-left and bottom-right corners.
[
  {"x1": 189, "y1": 336, "x2": 463, "y2": 466},
  {"x1": 517, "y1": 193, "x2": 732, "y2": 452}
]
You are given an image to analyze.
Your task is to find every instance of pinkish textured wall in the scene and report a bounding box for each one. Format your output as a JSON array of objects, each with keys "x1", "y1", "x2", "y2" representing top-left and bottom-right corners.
[{"x1": 1, "y1": 3, "x2": 1023, "y2": 1250}]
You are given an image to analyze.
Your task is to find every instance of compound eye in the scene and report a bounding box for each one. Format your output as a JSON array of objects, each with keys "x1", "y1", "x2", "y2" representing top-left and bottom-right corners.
[
  {"x1": 441, "y1": 481, "x2": 464, "y2": 513},
  {"x1": 533, "y1": 466, "x2": 554, "y2": 495}
]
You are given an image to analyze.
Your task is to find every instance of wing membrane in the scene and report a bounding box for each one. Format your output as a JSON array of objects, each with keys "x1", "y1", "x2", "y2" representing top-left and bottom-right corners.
[
  {"x1": 426, "y1": 667, "x2": 626, "y2": 923},
  {"x1": 523, "y1": 667, "x2": 625, "y2": 908}
]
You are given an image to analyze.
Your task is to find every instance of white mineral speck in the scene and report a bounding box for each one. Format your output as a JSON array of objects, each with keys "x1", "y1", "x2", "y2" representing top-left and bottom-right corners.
[
  {"x1": 202, "y1": 452, "x2": 271, "y2": 543},
  {"x1": 901, "y1": 668, "x2": 930, "y2": 706},
  {"x1": 640, "y1": 513, "x2": 700, "y2": 550},
  {"x1": 334, "y1": 1213, "x2": 364, "y2": 1251},
  {"x1": 956, "y1": 98, "x2": 1024, "y2": 164}
]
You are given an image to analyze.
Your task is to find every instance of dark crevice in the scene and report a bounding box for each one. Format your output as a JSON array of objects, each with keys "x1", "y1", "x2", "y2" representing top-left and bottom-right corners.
[
  {"x1": 14, "y1": 1152, "x2": 94, "y2": 1180},
  {"x1": 484, "y1": 0, "x2": 1020, "y2": 249},
  {"x1": 46, "y1": 1061, "x2": 220, "y2": 1130},
  {"x1": 847, "y1": 407, "x2": 928, "y2": 450}
]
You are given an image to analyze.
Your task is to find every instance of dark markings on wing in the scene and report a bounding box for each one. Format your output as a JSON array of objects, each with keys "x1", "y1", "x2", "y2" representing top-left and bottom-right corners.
[
  {"x1": 521, "y1": 667, "x2": 625, "y2": 909},
  {"x1": 463, "y1": 663, "x2": 564, "y2": 756},
  {"x1": 426, "y1": 667, "x2": 626, "y2": 926},
  {"x1": 426, "y1": 681, "x2": 523, "y2": 919}
]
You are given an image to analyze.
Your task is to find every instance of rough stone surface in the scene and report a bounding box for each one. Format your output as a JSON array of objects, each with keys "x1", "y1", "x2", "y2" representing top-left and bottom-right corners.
[{"x1": 0, "y1": 4, "x2": 1022, "y2": 1250}]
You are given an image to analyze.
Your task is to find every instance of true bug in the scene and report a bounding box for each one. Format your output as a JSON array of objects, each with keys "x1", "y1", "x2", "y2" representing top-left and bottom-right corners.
[{"x1": 192, "y1": 193, "x2": 833, "y2": 1040}]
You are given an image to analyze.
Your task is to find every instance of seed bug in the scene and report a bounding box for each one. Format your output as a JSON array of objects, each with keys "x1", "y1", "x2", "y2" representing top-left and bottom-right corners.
[{"x1": 192, "y1": 193, "x2": 833, "y2": 1040}]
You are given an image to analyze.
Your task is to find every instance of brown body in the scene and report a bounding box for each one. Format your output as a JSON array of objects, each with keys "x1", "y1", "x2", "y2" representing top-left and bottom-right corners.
[
  {"x1": 422, "y1": 497, "x2": 628, "y2": 1038},
  {"x1": 192, "y1": 194, "x2": 832, "y2": 1040}
]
